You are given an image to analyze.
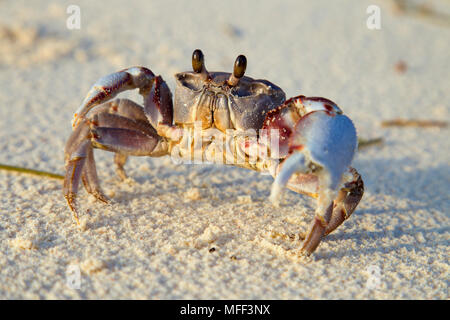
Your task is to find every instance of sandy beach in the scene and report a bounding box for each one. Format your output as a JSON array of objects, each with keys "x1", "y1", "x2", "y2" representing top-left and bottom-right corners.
[{"x1": 0, "y1": 0, "x2": 448, "y2": 299}]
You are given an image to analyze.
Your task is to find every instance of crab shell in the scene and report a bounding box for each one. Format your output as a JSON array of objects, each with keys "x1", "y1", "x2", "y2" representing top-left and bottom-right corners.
[{"x1": 173, "y1": 71, "x2": 286, "y2": 131}]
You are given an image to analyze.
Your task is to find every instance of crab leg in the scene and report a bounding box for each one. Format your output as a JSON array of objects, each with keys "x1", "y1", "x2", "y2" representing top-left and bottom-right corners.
[
  {"x1": 85, "y1": 98, "x2": 152, "y2": 124},
  {"x1": 86, "y1": 108, "x2": 169, "y2": 157},
  {"x1": 114, "y1": 153, "x2": 128, "y2": 181},
  {"x1": 84, "y1": 98, "x2": 157, "y2": 180},
  {"x1": 72, "y1": 67, "x2": 157, "y2": 128},
  {"x1": 272, "y1": 166, "x2": 364, "y2": 254},
  {"x1": 266, "y1": 104, "x2": 359, "y2": 255},
  {"x1": 64, "y1": 131, "x2": 90, "y2": 224},
  {"x1": 91, "y1": 127, "x2": 164, "y2": 156},
  {"x1": 90, "y1": 110, "x2": 161, "y2": 178},
  {"x1": 270, "y1": 153, "x2": 337, "y2": 255},
  {"x1": 93, "y1": 112, "x2": 157, "y2": 137},
  {"x1": 269, "y1": 152, "x2": 308, "y2": 207},
  {"x1": 325, "y1": 168, "x2": 364, "y2": 235},
  {"x1": 72, "y1": 66, "x2": 175, "y2": 141},
  {"x1": 81, "y1": 146, "x2": 108, "y2": 203},
  {"x1": 302, "y1": 196, "x2": 335, "y2": 254},
  {"x1": 64, "y1": 102, "x2": 169, "y2": 221}
]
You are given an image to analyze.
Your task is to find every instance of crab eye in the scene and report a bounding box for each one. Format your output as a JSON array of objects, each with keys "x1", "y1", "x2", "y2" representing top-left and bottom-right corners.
[
  {"x1": 192, "y1": 49, "x2": 204, "y2": 73},
  {"x1": 233, "y1": 55, "x2": 247, "y2": 79}
]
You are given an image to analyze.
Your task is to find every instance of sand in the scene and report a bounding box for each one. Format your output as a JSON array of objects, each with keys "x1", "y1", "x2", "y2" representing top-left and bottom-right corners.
[{"x1": 0, "y1": 0, "x2": 448, "y2": 299}]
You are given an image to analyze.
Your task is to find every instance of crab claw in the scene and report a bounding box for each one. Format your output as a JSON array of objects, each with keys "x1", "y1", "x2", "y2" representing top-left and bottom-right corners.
[
  {"x1": 270, "y1": 111, "x2": 357, "y2": 204},
  {"x1": 269, "y1": 110, "x2": 358, "y2": 255}
]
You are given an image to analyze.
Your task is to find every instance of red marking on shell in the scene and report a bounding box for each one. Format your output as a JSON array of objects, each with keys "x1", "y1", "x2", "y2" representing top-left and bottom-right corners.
[
  {"x1": 283, "y1": 95, "x2": 305, "y2": 106},
  {"x1": 153, "y1": 76, "x2": 162, "y2": 106},
  {"x1": 288, "y1": 144, "x2": 304, "y2": 154},
  {"x1": 324, "y1": 104, "x2": 333, "y2": 112},
  {"x1": 324, "y1": 104, "x2": 336, "y2": 117},
  {"x1": 303, "y1": 96, "x2": 337, "y2": 106},
  {"x1": 148, "y1": 75, "x2": 173, "y2": 125},
  {"x1": 262, "y1": 107, "x2": 293, "y2": 155},
  {"x1": 142, "y1": 68, "x2": 156, "y2": 78},
  {"x1": 89, "y1": 91, "x2": 107, "y2": 105},
  {"x1": 265, "y1": 114, "x2": 292, "y2": 138},
  {"x1": 262, "y1": 95, "x2": 310, "y2": 156},
  {"x1": 263, "y1": 99, "x2": 292, "y2": 130}
]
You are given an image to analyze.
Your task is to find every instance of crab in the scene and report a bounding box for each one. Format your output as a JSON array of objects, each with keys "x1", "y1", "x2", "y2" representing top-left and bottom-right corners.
[{"x1": 64, "y1": 49, "x2": 364, "y2": 255}]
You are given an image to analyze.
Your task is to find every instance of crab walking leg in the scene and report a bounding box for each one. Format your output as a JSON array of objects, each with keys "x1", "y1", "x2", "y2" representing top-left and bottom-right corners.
[
  {"x1": 86, "y1": 98, "x2": 152, "y2": 125},
  {"x1": 64, "y1": 139, "x2": 89, "y2": 224},
  {"x1": 64, "y1": 119, "x2": 92, "y2": 223},
  {"x1": 267, "y1": 110, "x2": 358, "y2": 255},
  {"x1": 93, "y1": 112, "x2": 158, "y2": 139},
  {"x1": 114, "y1": 153, "x2": 128, "y2": 181},
  {"x1": 64, "y1": 108, "x2": 169, "y2": 219},
  {"x1": 91, "y1": 127, "x2": 167, "y2": 157},
  {"x1": 81, "y1": 146, "x2": 108, "y2": 203},
  {"x1": 72, "y1": 67, "x2": 156, "y2": 128},
  {"x1": 90, "y1": 106, "x2": 163, "y2": 180},
  {"x1": 88, "y1": 101, "x2": 159, "y2": 179},
  {"x1": 269, "y1": 154, "x2": 337, "y2": 255},
  {"x1": 302, "y1": 193, "x2": 335, "y2": 254},
  {"x1": 325, "y1": 168, "x2": 364, "y2": 235},
  {"x1": 141, "y1": 75, "x2": 180, "y2": 142},
  {"x1": 273, "y1": 167, "x2": 364, "y2": 251},
  {"x1": 269, "y1": 152, "x2": 308, "y2": 206}
]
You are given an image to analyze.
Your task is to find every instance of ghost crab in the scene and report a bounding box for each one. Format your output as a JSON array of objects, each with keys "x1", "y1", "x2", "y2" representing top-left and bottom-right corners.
[{"x1": 65, "y1": 49, "x2": 364, "y2": 255}]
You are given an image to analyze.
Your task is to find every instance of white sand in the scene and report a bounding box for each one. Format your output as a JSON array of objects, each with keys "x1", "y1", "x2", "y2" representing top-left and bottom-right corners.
[{"x1": 0, "y1": 0, "x2": 448, "y2": 299}]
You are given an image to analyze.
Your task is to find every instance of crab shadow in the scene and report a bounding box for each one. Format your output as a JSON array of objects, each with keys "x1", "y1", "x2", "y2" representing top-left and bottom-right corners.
[
  {"x1": 110, "y1": 155, "x2": 449, "y2": 212},
  {"x1": 315, "y1": 158, "x2": 450, "y2": 259},
  {"x1": 116, "y1": 162, "x2": 273, "y2": 203},
  {"x1": 353, "y1": 157, "x2": 449, "y2": 206},
  {"x1": 320, "y1": 225, "x2": 449, "y2": 260},
  {"x1": 97, "y1": 155, "x2": 449, "y2": 260}
]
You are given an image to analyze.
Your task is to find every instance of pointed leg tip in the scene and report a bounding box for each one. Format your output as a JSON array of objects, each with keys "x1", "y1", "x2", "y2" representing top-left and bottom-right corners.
[
  {"x1": 90, "y1": 189, "x2": 109, "y2": 204},
  {"x1": 300, "y1": 214, "x2": 329, "y2": 256},
  {"x1": 124, "y1": 177, "x2": 136, "y2": 186},
  {"x1": 69, "y1": 205, "x2": 81, "y2": 225},
  {"x1": 73, "y1": 214, "x2": 81, "y2": 226},
  {"x1": 100, "y1": 197, "x2": 109, "y2": 204},
  {"x1": 269, "y1": 182, "x2": 283, "y2": 207},
  {"x1": 299, "y1": 244, "x2": 317, "y2": 257},
  {"x1": 269, "y1": 195, "x2": 280, "y2": 208},
  {"x1": 299, "y1": 249, "x2": 312, "y2": 257},
  {"x1": 116, "y1": 172, "x2": 128, "y2": 182},
  {"x1": 65, "y1": 193, "x2": 81, "y2": 225},
  {"x1": 96, "y1": 193, "x2": 109, "y2": 204}
]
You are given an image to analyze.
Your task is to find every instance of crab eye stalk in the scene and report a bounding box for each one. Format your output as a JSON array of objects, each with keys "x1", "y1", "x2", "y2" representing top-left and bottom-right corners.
[
  {"x1": 234, "y1": 55, "x2": 247, "y2": 78},
  {"x1": 228, "y1": 54, "x2": 247, "y2": 86},
  {"x1": 192, "y1": 49, "x2": 204, "y2": 73},
  {"x1": 192, "y1": 49, "x2": 210, "y2": 80}
]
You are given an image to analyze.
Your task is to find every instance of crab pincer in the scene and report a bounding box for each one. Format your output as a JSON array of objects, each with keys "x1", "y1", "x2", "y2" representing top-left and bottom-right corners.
[{"x1": 266, "y1": 97, "x2": 363, "y2": 255}]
